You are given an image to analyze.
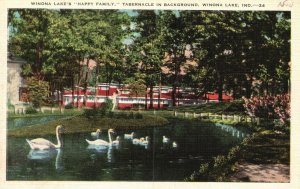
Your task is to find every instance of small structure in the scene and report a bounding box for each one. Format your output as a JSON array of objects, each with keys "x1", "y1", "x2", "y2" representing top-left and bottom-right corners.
[{"x1": 7, "y1": 53, "x2": 28, "y2": 105}]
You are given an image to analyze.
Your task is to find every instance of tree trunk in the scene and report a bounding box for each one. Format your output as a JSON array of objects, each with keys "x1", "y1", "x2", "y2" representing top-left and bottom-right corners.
[
  {"x1": 149, "y1": 85, "x2": 154, "y2": 109},
  {"x1": 145, "y1": 87, "x2": 148, "y2": 110},
  {"x1": 71, "y1": 75, "x2": 75, "y2": 106},
  {"x1": 172, "y1": 84, "x2": 177, "y2": 107},
  {"x1": 158, "y1": 81, "x2": 161, "y2": 109},
  {"x1": 83, "y1": 59, "x2": 90, "y2": 107},
  {"x1": 218, "y1": 72, "x2": 223, "y2": 102}
]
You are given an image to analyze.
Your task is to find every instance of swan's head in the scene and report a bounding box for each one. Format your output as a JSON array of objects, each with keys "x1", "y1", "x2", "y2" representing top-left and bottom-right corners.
[
  {"x1": 131, "y1": 132, "x2": 135, "y2": 136},
  {"x1": 108, "y1": 129, "x2": 115, "y2": 133},
  {"x1": 163, "y1": 136, "x2": 167, "y2": 139},
  {"x1": 57, "y1": 125, "x2": 66, "y2": 134},
  {"x1": 96, "y1": 129, "x2": 101, "y2": 133},
  {"x1": 145, "y1": 136, "x2": 150, "y2": 141},
  {"x1": 116, "y1": 136, "x2": 120, "y2": 141}
]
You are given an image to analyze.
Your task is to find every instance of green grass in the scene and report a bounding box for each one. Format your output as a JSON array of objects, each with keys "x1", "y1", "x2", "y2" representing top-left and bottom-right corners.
[
  {"x1": 8, "y1": 114, "x2": 169, "y2": 137},
  {"x1": 7, "y1": 109, "x2": 82, "y2": 119},
  {"x1": 239, "y1": 132, "x2": 290, "y2": 164},
  {"x1": 186, "y1": 130, "x2": 290, "y2": 181},
  {"x1": 168, "y1": 100, "x2": 246, "y2": 115}
]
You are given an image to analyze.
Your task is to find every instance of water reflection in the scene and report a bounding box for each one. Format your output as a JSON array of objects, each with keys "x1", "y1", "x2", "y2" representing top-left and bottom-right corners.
[
  {"x1": 215, "y1": 123, "x2": 247, "y2": 139},
  {"x1": 27, "y1": 149, "x2": 64, "y2": 171},
  {"x1": 87, "y1": 144, "x2": 119, "y2": 163}
]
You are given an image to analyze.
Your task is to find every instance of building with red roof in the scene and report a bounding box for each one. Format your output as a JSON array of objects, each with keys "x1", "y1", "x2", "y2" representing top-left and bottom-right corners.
[{"x1": 63, "y1": 83, "x2": 233, "y2": 109}]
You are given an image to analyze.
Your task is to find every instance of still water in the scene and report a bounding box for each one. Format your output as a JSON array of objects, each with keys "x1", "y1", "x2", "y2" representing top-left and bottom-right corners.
[
  {"x1": 7, "y1": 122, "x2": 247, "y2": 181},
  {"x1": 7, "y1": 115, "x2": 71, "y2": 130}
]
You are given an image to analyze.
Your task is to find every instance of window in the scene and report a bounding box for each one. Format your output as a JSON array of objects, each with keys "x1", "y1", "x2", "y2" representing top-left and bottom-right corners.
[
  {"x1": 88, "y1": 96, "x2": 94, "y2": 101},
  {"x1": 100, "y1": 86, "x2": 109, "y2": 90}
]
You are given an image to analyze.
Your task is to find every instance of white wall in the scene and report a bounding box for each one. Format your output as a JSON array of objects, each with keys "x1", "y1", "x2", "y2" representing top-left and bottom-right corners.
[{"x1": 7, "y1": 62, "x2": 24, "y2": 105}]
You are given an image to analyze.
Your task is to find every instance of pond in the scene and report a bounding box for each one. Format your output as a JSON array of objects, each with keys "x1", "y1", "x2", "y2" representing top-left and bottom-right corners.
[
  {"x1": 7, "y1": 115, "x2": 72, "y2": 130},
  {"x1": 7, "y1": 121, "x2": 248, "y2": 181}
]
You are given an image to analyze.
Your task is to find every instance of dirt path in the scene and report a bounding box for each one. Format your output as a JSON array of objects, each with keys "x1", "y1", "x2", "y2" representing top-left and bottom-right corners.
[{"x1": 230, "y1": 163, "x2": 290, "y2": 182}]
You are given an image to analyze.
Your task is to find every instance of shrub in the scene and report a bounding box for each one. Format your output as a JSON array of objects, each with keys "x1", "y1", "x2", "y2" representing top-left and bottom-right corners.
[
  {"x1": 64, "y1": 103, "x2": 73, "y2": 109},
  {"x1": 83, "y1": 107, "x2": 99, "y2": 118},
  {"x1": 27, "y1": 77, "x2": 49, "y2": 108},
  {"x1": 7, "y1": 100, "x2": 15, "y2": 109},
  {"x1": 104, "y1": 99, "x2": 113, "y2": 112},
  {"x1": 25, "y1": 106, "x2": 38, "y2": 114},
  {"x1": 108, "y1": 111, "x2": 114, "y2": 118},
  {"x1": 128, "y1": 112, "x2": 134, "y2": 119},
  {"x1": 135, "y1": 113, "x2": 143, "y2": 119},
  {"x1": 223, "y1": 100, "x2": 246, "y2": 114},
  {"x1": 227, "y1": 146, "x2": 241, "y2": 162},
  {"x1": 213, "y1": 155, "x2": 227, "y2": 168},
  {"x1": 243, "y1": 94, "x2": 290, "y2": 125}
]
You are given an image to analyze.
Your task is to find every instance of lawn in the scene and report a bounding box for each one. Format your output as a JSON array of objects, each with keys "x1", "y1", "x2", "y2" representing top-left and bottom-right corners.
[{"x1": 169, "y1": 100, "x2": 247, "y2": 115}]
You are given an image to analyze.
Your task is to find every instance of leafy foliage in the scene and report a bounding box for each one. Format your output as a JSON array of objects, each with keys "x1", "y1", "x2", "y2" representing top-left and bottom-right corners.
[
  {"x1": 243, "y1": 94, "x2": 290, "y2": 124},
  {"x1": 25, "y1": 106, "x2": 38, "y2": 114},
  {"x1": 27, "y1": 77, "x2": 49, "y2": 108}
]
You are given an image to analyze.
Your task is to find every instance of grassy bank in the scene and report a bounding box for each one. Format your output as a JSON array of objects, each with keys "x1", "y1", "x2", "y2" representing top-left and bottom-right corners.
[
  {"x1": 185, "y1": 128, "x2": 290, "y2": 181},
  {"x1": 7, "y1": 109, "x2": 82, "y2": 119},
  {"x1": 8, "y1": 114, "x2": 169, "y2": 137},
  {"x1": 168, "y1": 100, "x2": 246, "y2": 115}
]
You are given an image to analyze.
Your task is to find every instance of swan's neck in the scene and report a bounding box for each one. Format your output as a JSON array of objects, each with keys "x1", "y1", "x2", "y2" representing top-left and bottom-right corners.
[
  {"x1": 55, "y1": 128, "x2": 63, "y2": 148},
  {"x1": 108, "y1": 131, "x2": 112, "y2": 143}
]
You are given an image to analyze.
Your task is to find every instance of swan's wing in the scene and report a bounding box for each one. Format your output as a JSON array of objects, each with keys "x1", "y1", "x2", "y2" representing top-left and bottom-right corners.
[
  {"x1": 86, "y1": 139, "x2": 109, "y2": 145},
  {"x1": 28, "y1": 138, "x2": 55, "y2": 149}
]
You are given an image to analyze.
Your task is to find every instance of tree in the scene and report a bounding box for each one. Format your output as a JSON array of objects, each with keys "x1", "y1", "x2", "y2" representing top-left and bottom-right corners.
[
  {"x1": 134, "y1": 10, "x2": 165, "y2": 109},
  {"x1": 127, "y1": 78, "x2": 146, "y2": 109},
  {"x1": 158, "y1": 11, "x2": 198, "y2": 106},
  {"x1": 27, "y1": 77, "x2": 49, "y2": 108}
]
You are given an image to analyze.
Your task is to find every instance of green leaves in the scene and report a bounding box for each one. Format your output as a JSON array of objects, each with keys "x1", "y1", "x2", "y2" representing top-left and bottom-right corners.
[{"x1": 27, "y1": 77, "x2": 49, "y2": 108}]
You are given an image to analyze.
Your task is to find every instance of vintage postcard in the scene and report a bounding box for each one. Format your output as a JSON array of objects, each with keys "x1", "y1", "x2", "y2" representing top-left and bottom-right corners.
[{"x1": 0, "y1": 0, "x2": 299, "y2": 188}]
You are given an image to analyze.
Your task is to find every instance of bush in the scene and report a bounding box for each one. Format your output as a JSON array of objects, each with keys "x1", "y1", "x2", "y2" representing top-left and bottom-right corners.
[
  {"x1": 25, "y1": 106, "x2": 38, "y2": 114},
  {"x1": 64, "y1": 103, "x2": 73, "y2": 109},
  {"x1": 83, "y1": 107, "x2": 99, "y2": 118},
  {"x1": 104, "y1": 99, "x2": 113, "y2": 112},
  {"x1": 213, "y1": 155, "x2": 227, "y2": 168},
  {"x1": 243, "y1": 94, "x2": 290, "y2": 125},
  {"x1": 27, "y1": 77, "x2": 49, "y2": 108},
  {"x1": 108, "y1": 111, "x2": 114, "y2": 118},
  {"x1": 223, "y1": 100, "x2": 246, "y2": 114},
  {"x1": 7, "y1": 100, "x2": 15, "y2": 109},
  {"x1": 135, "y1": 113, "x2": 143, "y2": 119}
]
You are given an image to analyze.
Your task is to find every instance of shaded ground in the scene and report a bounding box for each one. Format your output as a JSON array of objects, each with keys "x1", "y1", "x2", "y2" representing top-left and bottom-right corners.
[
  {"x1": 230, "y1": 132, "x2": 290, "y2": 182},
  {"x1": 230, "y1": 163, "x2": 289, "y2": 182}
]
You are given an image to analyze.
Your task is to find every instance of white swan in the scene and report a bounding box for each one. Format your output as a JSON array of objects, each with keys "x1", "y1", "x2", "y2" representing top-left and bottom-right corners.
[
  {"x1": 91, "y1": 129, "x2": 102, "y2": 138},
  {"x1": 86, "y1": 129, "x2": 114, "y2": 146},
  {"x1": 162, "y1": 136, "x2": 170, "y2": 143},
  {"x1": 132, "y1": 136, "x2": 150, "y2": 147},
  {"x1": 132, "y1": 138, "x2": 140, "y2": 145},
  {"x1": 124, "y1": 132, "x2": 135, "y2": 139},
  {"x1": 132, "y1": 137, "x2": 144, "y2": 145},
  {"x1": 112, "y1": 136, "x2": 120, "y2": 146},
  {"x1": 172, "y1": 141, "x2": 178, "y2": 148},
  {"x1": 26, "y1": 125, "x2": 65, "y2": 150},
  {"x1": 140, "y1": 136, "x2": 150, "y2": 146}
]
